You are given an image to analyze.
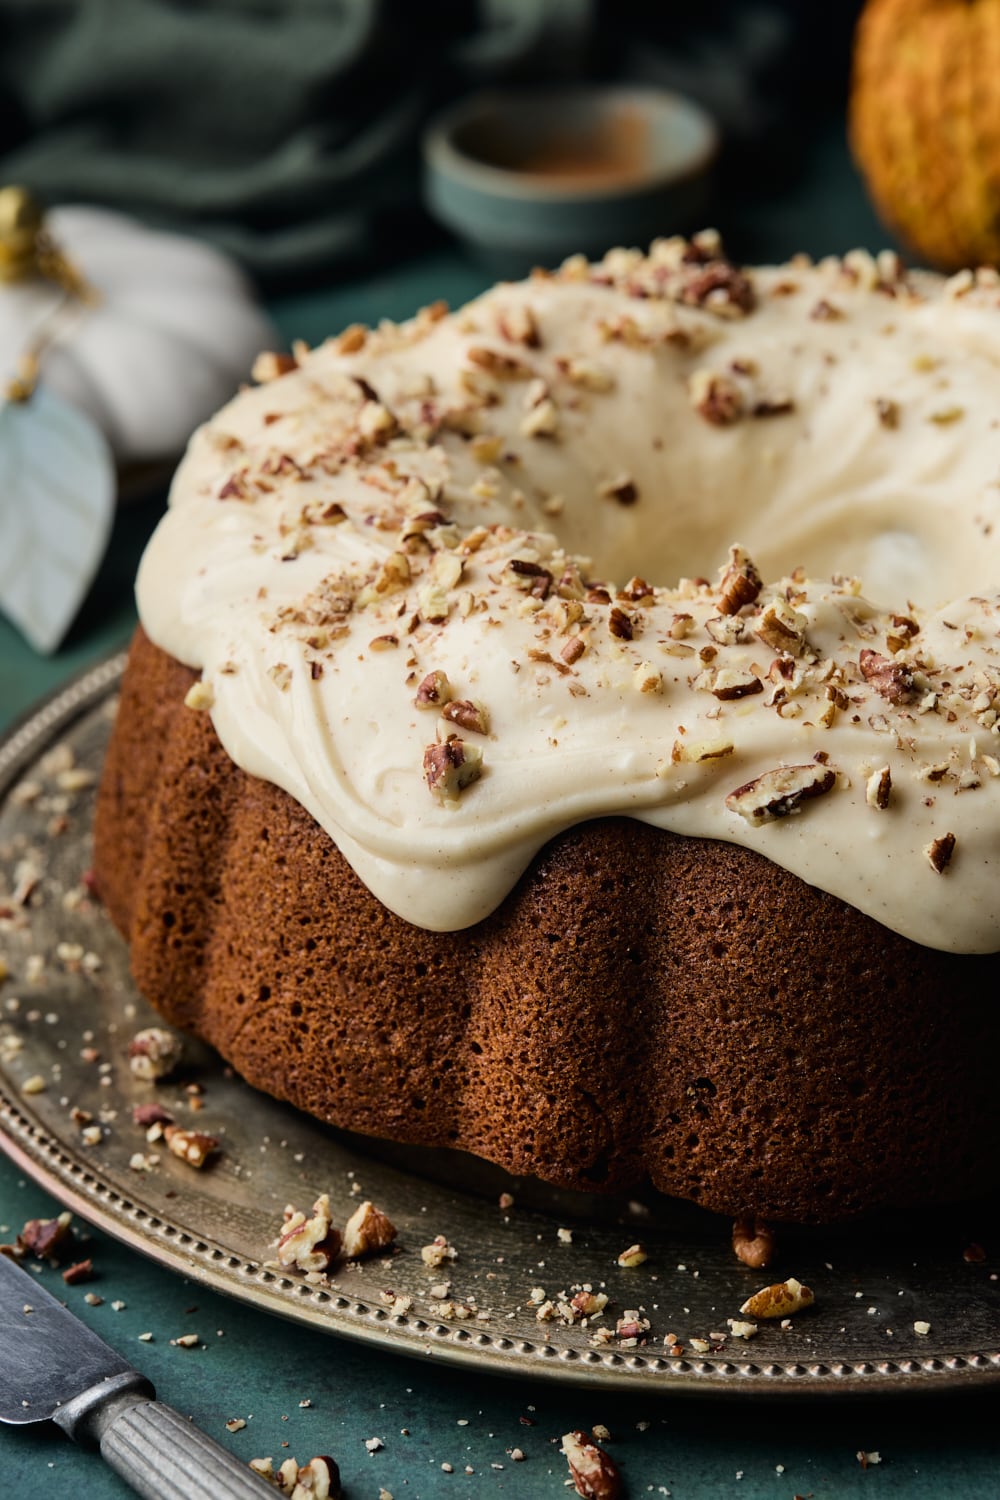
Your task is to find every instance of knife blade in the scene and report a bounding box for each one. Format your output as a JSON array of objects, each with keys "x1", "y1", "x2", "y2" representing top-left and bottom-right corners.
[{"x1": 0, "y1": 1252, "x2": 276, "y2": 1499}]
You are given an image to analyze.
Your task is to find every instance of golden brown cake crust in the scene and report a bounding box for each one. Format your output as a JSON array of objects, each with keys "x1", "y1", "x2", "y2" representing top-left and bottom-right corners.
[{"x1": 95, "y1": 628, "x2": 1000, "y2": 1223}]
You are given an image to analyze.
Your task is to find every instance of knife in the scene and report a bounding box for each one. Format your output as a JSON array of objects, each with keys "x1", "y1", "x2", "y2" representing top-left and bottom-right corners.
[{"x1": 0, "y1": 1252, "x2": 275, "y2": 1499}]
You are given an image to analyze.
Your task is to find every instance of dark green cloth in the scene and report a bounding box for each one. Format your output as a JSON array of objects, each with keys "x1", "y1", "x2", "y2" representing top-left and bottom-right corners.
[{"x1": 0, "y1": 0, "x2": 583, "y2": 282}]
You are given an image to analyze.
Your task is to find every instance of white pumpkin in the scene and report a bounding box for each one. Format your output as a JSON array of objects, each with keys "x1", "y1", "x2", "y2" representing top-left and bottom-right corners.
[{"x1": 0, "y1": 205, "x2": 276, "y2": 467}]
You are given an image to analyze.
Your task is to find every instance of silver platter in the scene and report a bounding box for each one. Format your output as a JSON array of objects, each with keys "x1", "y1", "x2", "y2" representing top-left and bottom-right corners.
[{"x1": 1, "y1": 657, "x2": 998, "y2": 1397}]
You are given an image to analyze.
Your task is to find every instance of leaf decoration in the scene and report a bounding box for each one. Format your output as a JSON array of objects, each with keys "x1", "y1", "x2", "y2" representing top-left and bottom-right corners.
[{"x1": 0, "y1": 384, "x2": 116, "y2": 654}]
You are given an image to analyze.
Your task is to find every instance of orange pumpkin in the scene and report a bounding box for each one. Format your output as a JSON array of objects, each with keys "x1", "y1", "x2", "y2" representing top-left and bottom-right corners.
[{"x1": 850, "y1": 0, "x2": 1000, "y2": 269}]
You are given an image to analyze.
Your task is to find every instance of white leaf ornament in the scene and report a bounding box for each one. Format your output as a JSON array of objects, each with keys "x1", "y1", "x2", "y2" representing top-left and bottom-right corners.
[{"x1": 0, "y1": 384, "x2": 115, "y2": 653}]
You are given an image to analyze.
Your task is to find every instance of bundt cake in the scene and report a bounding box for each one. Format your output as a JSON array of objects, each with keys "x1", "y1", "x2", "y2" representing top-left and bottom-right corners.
[{"x1": 95, "y1": 234, "x2": 1000, "y2": 1223}]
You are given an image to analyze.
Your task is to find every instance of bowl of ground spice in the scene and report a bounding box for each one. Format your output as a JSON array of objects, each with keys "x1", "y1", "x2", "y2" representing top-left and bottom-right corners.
[{"x1": 423, "y1": 86, "x2": 718, "y2": 275}]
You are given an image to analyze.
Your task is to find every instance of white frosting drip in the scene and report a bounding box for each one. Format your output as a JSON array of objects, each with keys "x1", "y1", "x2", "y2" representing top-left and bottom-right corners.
[{"x1": 137, "y1": 241, "x2": 1000, "y2": 951}]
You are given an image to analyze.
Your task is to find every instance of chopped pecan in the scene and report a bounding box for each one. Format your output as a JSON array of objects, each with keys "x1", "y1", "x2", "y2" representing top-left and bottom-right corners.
[
  {"x1": 423, "y1": 737, "x2": 483, "y2": 804},
  {"x1": 633, "y1": 661, "x2": 662, "y2": 693},
  {"x1": 335, "y1": 323, "x2": 367, "y2": 354},
  {"x1": 618, "y1": 576, "x2": 654, "y2": 603},
  {"x1": 689, "y1": 369, "x2": 744, "y2": 425},
  {"x1": 342, "y1": 1200, "x2": 397, "y2": 1260},
  {"x1": 708, "y1": 668, "x2": 762, "y2": 700},
  {"x1": 617, "y1": 1243, "x2": 647, "y2": 1268},
  {"x1": 264, "y1": 1455, "x2": 342, "y2": 1500},
  {"x1": 132, "y1": 1102, "x2": 175, "y2": 1128},
  {"x1": 570, "y1": 1290, "x2": 609, "y2": 1317},
  {"x1": 615, "y1": 1309, "x2": 650, "y2": 1344},
  {"x1": 128, "y1": 1027, "x2": 183, "y2": 1082},
  {"x1": 859, "y1": 648, "x2": 917, "y2": 705},
  {"x1": 925, "y1": 832, "x2": 957, "y2": 873},
  {"x1": 866, "y1": 765, "x2": 892, "y2": 810},
  {"x1": 276, "y1": 1195, "x2": 342, "y2": 1274},
  {"x1": 562, "y1": 1431, "x2": 624, "y2": 1500},
  {"x1": 726, "y1": 764, "x2": 837, "y2": 823},
  {"x1": 732, "y1": 1216, "x2": 776, "y2": 1270},
  {"x1": 164, "y1": 1125, "x2": 220, "y2": 1169},
  {"x1": 563, "y1": 357, "x2": 615, "y2": 391},
  {"x1": 752, "y1": 396, "x2": 795, "y2": 418},
  {"x1": 705, "y1": 614, "x2": 745, "y2": 646},
  {"x1": 61, "y1": 1258, "x2": 94, "y2": 1285},
  {"x1": 679, "y1": 261, "x2": 755, "y2": 316},
  {"x1": 608, "y1": 606, "x2": 635, "y2": 641},
  {"x1": 18, "y1": 1211, "x2": 73, "y2": 1262},
  {"x1": 740, "y1": 1276, "x2": 814, "y2": 1319},
  {"x1": 520, "y1": 396, "x2": 559, "y2": 438},
  {"x1": 875, "y1": 397, "x2": 900, "y2": 429},
  {"x1": 671, "y1": 735, "x2": 734, "y2": 764},
  {"x1": 503, "y1": 558, "x2": 553, "y2": 599},
  {"x1": 466, "y1": 346, "x2": 533, "y2": 379},
  {"x1": 414, "y1": 671, "x2": 453, "y2": 709},
  {"x1": 441, "y1": 699, "x2": 490, "y2": 735},
  {"x1": 252, "y1": 350, "x2": 297, "y2": 382},
  {"x1": 497, "y1": 305, "x2": 541, "y2": 347},
  {"x1": 420, "y1": 1235, "x2": 458, "y2": 1267},
  {"x1": 598, "y1": 474, "x2": 638, "y2": 506},
  {"x1": 717, "y1": 546, "x2": 762, "y2": 614},
  {"x1": 755, "y1": 597, "x2": 808, "y2": 654}
]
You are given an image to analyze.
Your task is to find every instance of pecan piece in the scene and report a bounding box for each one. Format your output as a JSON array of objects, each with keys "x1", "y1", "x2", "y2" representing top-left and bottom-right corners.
[
  {"x1": 866, "y1": 765, "x2": 892, "y2": 810},
  {"x1": 925, "y1": 832, "x2": 957, "y2": 874},
  {"x1": 740, "y1": 1276, "x2": 814, "y2": 1319},
  {"x1": 726, "y1": 764, "x2": 836, "y2": 823},
  {"x1": 342, "y1": 1200, "x2": 397, "y2": 1260},
  {"x1": 732, "y1": 1216, "x2": 776, "y2": 1270},
  {"x1": 414, "y1": 670, "x2": 453, "y2": 709},
  {"x1": 466, "y1": 346, "x2": 533, "y2": 379},
  {"x1": 502, "y1": 558, "x2": 553, "y2": 599},
  {"x1": 617, "y1": 1243, "x2": 647, "y2": 1268},
  {"x1": 127, "y1": 1027, "x2": 183, "y2": 1081},
  {"x1": 18, "y1": 1211, "x2": 73, "y2": 1262},
  {"x1": 276, "y1": 1194, "x2": 342, "y2": 1274},
  {"x1": 598, "y1": 474, "x2": 638, "y2": 506},
  {"x1": 671, "y1": 735, "x2": 734, "y2": 764},
  {"x1": 859, "y1": 648, "x2": 917, "y2": 705},
  {"x1": 755, "y1": 597, "x2": 808, "y2": 654},
  {"x1": 689, "y1": 369, "x2": 743, "y2": 425},
  {"x1": 709, "y1": 668, "x2": 762, "y2": 701},
  {"x1": 717, "y1": 546, "x2": 762, "y2": 614},
  {"x1": 132, "y1": 1102, "x2": 175, "y2": 1128},
  {"x1": 570, "y1": 1289, "x2": 609, "y2": 1317},
  {"x1": 61, "y1": 1258, "x2": 94, "y2": 1285},
  {"x1": 679, "y1": 261, "x2": 755, "y2": 316},
  {"x1": 252, "y1": 350, "x2": 297, "y2": 382},
  {"x1": 164, "y1": 1125, "x2": 220, "y2": 1169},
  {"x1": 441, "y1": 699, "x2": 490, "y2": 735},
  {"x1": 608, "y1": 606, "x2": 635, "y2": 641},
  {"x1": 497, "y1": 304, "x2": 541, "y2": 347},
  {"x1": 562, "y1": 1431, "x2": 624, "y2": 1500},
  {"x1": 423, "y1": 736, "x2": 483, "y2": 805}
]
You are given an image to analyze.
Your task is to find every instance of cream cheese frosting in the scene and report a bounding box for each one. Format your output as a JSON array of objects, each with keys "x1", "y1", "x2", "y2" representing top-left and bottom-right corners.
[{"x1": 137, "y1": 234, "x2": 1000, "y2": 951}]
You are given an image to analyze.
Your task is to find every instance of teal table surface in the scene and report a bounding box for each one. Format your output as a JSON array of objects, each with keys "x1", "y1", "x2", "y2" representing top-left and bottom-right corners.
[{"x1": 3, "y1": 129, "x2": 1000, "y2": 1499}]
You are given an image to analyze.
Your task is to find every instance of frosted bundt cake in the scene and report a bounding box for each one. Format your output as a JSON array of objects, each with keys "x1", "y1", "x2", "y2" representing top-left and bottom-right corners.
[{"x1": 95, "y1": 234, "x2": 1000, "y2": 1223}]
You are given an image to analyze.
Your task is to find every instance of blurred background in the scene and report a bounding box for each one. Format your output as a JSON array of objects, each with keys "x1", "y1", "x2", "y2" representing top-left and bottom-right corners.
[{"x1": 0, "y1": 0, "x2": 871, "y2": 286}]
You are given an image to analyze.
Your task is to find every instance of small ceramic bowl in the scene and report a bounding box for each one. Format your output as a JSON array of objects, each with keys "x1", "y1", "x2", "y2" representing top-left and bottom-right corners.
[{"x1": 423, "y1": 86, "x2": 718, "y2": 277}]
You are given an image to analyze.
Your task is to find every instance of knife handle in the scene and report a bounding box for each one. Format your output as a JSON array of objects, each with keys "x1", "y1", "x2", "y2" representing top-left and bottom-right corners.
[{"x1": 56, "y1": 1376, "x2": 275, "y2": 1500}]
